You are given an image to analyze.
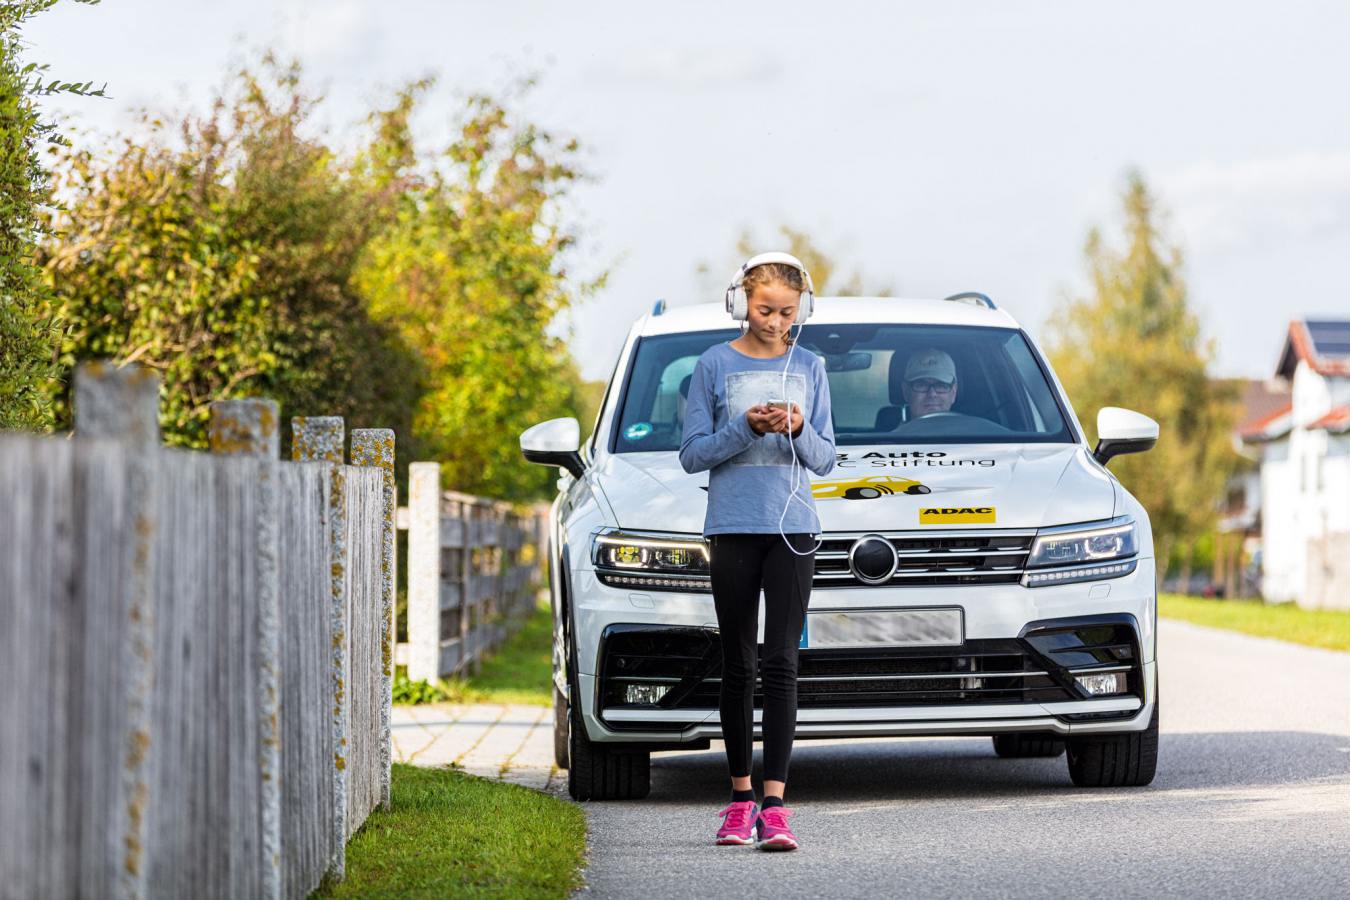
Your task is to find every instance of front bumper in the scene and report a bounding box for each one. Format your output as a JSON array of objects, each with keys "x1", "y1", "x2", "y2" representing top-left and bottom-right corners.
[{"x1": 568, "y1": 558, "x2": 1158, "y2": 744}]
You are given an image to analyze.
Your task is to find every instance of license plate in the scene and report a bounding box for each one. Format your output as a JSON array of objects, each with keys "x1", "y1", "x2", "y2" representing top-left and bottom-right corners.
[{"x1": 801, "y1": 608, "x2": 963, "y2": 650}]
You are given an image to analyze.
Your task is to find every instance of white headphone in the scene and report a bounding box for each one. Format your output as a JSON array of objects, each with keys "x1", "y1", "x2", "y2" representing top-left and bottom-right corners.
[{"x1": 725, "y1": 251, "x2": 816, "y2": 324}]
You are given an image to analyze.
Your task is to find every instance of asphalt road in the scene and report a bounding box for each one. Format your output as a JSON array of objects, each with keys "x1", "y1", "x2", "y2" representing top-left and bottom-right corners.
[{"x1": 571, "y1": 619, "x2": 1350, "y2": 899}]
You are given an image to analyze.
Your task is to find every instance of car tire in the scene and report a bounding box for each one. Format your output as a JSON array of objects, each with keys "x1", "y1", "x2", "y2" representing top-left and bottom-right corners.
[
  {"x1": 1065, "y1": 697, "x2": 1159, "y2": 787},
  {"x1": 844, "y1": 487, "x2": 883, "y2": 499},
  {"x1": 567, "y1": 693, "x2": 651, "y2": 801},
  {"x1": 906, "y1": 484, "x2": 931, "y2": 495},
  {"x1": 992, "y1": 733, "x2": 1066, "y2": 758},
  {"x1": 552, "y1": 681, "x2": 570, "y2": 770}
]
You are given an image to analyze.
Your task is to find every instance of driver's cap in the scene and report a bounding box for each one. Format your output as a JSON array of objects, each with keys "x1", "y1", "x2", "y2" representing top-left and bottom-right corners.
[{"x1": 904, "y1": 348, "x2": 957, "y2": 385}]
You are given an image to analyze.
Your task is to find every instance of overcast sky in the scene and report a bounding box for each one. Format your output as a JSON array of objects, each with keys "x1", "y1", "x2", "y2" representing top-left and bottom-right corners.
[{"x1": 26, "y1": 0, "x2": 1350, "y2": 381}]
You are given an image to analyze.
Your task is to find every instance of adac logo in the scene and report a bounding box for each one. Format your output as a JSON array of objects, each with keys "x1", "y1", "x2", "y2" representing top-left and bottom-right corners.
[
  {"x1": 812, "y1": 474, "x2": 931, "y2": 501},
  {"x1": 919, "y1": 506, "x2": 996, "y2": 524}
]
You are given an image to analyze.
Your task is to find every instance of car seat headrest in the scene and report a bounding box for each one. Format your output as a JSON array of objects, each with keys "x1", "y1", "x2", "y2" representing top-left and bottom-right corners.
[{"x1": 888, "y1": 351, "x2": 909, "y2": 404}]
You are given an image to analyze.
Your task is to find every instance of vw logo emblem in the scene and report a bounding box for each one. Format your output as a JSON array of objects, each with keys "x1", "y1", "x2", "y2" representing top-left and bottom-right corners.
[{"x1": 848, "y1": 534, "x2": 898, "y2": 585}]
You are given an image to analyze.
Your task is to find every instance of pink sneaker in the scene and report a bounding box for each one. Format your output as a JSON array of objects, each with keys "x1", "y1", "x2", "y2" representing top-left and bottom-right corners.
[
  {"x1": 715, "y1": 800, "x2": 759, "y2": 845},
  {"x1": 755, "y1": 805, "x2": 799, "y2": 851}
]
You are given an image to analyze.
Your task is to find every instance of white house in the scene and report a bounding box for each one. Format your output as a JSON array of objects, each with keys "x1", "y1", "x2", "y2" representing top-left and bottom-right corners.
[{"x1": 1242, "y1": 319, "x2": 1350, "y2": 608}]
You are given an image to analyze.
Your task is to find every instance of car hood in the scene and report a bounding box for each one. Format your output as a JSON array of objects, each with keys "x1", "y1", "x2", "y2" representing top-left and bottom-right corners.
[{"x1": 596, "y1": 444, "x2": 1116, "y2": 534}]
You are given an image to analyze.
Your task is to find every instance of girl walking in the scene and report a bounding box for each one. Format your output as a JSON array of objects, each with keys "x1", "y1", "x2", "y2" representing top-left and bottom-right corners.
[{"x1": 678, "y1": 252, "x2": 836, "y2": 851}]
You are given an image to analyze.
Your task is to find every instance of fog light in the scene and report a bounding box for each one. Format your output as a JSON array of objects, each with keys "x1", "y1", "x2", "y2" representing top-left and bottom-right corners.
[
  {"x1": 1075, "y1": 672, "x2": 1127, "y2": 695},
  {"x1": 624, "y1": 683, "x2": 671, "y2": 705}
]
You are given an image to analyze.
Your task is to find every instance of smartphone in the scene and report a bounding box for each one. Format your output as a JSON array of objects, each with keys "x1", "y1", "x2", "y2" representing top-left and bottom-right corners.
[{"x1": 765, "y1": 399, "x2": 792, "y2": 413}]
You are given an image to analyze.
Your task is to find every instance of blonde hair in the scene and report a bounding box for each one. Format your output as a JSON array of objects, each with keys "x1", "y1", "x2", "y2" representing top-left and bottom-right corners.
[
  {"x1": 741, "y1": 262, "x2": 807, "y2": 344},
  {"x1": 742, "y1": 262, "x2": 808, "y2": 299}
]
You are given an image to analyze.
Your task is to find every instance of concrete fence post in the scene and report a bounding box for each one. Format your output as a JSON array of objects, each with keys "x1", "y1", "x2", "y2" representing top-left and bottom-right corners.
[
  {"x1": 209, "y1": 399, "x2": 282, "y2": 900},
  {"x1": 462, "y1": 501, "x2": 475, "y2": 675},
  {"x1": 292, "y1": 416, "x2": 347, "y2": 882},
  {"x1": 351, "y1": 429, "x2": 395, "y2": 811},
  {"x1": 406, "y1": 463, "x2": 442, "y2": 682},
  {"x1": 73, "y1": 362, "x2": 159, "y2": 900}
]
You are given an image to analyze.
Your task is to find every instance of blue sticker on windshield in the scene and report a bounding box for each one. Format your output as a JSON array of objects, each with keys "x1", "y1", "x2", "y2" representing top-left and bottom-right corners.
[{"x1": 625, "y1": 422, "x2": 653, "y2": 441}]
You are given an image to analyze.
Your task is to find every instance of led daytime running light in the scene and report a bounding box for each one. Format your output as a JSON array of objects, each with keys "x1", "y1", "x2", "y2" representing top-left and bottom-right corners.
[
  {"x1": 594, "y1": 533, "x2": 710, "y2": 562},
  {"x1": 1023, "y1": 559, "x2": 1137, "y2": 587}
]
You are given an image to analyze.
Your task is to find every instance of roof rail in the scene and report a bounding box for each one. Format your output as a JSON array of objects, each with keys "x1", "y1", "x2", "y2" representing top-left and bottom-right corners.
[
  {"x1": 652, "y1": 298, "x2": 667, "y2": 316},
  {"x1": 943, "y1": 292, "x2": 997, "y2": 310}
]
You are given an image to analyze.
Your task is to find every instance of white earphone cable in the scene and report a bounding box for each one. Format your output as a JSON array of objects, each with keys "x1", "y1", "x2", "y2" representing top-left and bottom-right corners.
[{"x1": 777, "y1": 319, "x2": 823, "y2": 557}]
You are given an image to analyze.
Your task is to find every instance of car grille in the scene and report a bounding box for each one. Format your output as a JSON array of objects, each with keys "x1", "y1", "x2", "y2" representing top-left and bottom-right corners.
[
  {"x1": 596, "y1": 621, "x2": 1142, "y2": 729},
  {"x1": 812, "y1": 529, "x2": 1035, "y2": 588},
  {"x1": 687, "y1": 641, "x2": 1070, "y2": 708}
]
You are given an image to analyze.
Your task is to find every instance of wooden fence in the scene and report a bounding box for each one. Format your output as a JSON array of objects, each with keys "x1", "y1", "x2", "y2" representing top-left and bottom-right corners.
[
  {"x1": 0, "y1": 364, "x2": 395, "y2": 900},
  {"x1": 398, "y1": 462, "x2": 548, "y2": 682}
]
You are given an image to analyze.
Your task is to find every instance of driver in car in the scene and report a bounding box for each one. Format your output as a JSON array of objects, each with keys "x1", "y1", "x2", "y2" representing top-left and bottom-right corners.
[{"x1": 903, "y1": 348, "x2": 958, "y2": 418}]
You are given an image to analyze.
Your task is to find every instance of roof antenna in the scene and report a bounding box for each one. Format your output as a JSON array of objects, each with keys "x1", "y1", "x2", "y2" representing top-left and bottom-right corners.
[{"x1": 943, "y1": 292, "x2": 997, "y2": 310}]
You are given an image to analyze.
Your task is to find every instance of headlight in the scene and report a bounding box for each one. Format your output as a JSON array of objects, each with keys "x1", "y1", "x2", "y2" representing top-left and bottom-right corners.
[
  {"x1": 592, "y1": 529, "x2": 712, "y2": 592},
  {"x1": 1023, "y1": 518, "x2": 1138, "y2": 587}
]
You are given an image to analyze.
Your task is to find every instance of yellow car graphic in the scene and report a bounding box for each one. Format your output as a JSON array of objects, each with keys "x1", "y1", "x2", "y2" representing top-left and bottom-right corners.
[{"x1": 812, "y1": 473, "x2": 932, "y2": 501}]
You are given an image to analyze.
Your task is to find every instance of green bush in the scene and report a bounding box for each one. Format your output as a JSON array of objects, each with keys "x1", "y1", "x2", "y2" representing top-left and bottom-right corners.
[
  {"x1": 39, "y1": 60, "x2": 599, "y2": 501},
  {"x1": 0, "y1": 0, "x2": 103, "y2": 430}
]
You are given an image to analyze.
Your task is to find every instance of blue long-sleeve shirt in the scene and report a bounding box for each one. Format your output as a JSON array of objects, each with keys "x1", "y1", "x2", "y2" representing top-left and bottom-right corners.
[{"x1": 679, "y1": 341, "x2": 836, "y2": 536}]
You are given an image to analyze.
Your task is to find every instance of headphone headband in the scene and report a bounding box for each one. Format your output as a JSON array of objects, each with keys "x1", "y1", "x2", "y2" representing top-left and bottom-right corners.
[{"x1": 725, "y1": 250, "x2": 816, "y2": 324}]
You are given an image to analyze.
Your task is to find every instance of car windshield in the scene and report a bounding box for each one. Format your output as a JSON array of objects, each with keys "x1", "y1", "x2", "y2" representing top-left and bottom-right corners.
[{"x1": 610, "y1": 324, "x2": 1076, "y2": 452}]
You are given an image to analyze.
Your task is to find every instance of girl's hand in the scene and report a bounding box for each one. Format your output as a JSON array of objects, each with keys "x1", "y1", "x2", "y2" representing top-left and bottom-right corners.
[
  {"x1": 746, "y1": 405, "x2": 776, "y2": 435},
  {"x1": 764, "y1": 403, "x2": 804, "y2": 437}
]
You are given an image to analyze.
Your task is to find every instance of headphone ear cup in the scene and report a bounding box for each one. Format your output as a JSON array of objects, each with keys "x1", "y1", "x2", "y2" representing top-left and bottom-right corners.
[
  {"x1": 728, "y1": 286, "x2": 748, "y2": 321},
  {"x1": 796, "y1": 290, "x2": 814, "y2": 324}
]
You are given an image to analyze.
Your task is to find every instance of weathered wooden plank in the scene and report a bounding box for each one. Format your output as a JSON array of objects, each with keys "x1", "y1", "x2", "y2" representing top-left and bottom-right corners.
[
  {"x1": 73, "y1": 364, "x2": 159, "y2": 900},
  {"x1": 209, "y1": 399, "x2": 282, "y2": 900},
  {"x1": 440, "y1": 580, "x2": 463, "y2": 612},
  {"x1": 438, "y1": 516, "x2": 466, "y2": 549},
  {"x1": 351, "y1": 429, "x2": 395, "y2": 812},
  {"x1": 472, "y1": 573, "x2": 497, "y2": 605},
  {"x1": 437, "y1": 638, "x2": 464, "y2": 676},
  {"x1": 278, "y1": 463, "x2": 335, "y2": 900},
  {"x1": 69, "y1": 438, "x2": 140, "y2": 899},
  {"x1": 292, "y1": 417, "x2": 347, "y2": 882},
  {"x1": 0, "y1": 435, "x2": 80, "y2": 899},
  {"x1": 342, "y1": 465, "x2": 384, "y2": 838}
]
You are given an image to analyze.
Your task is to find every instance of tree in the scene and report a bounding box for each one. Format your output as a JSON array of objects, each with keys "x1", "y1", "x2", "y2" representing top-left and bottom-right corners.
[
  {"x1": 699, "y1": 224, "x2": 893, "y2": 297},
  {"x1": 42, "y1": 59, "x2": 599, "y2": 501},
  {"x1": 41, "y1": 57, "x2": 423, "y2": 452},
  {"x1": 1046, "y1": 172, "x2": 1239, "y2": 586},
  {"x1": 354, "y1": 86, "x2": 601, "y2": 502},
  {"x1": 0, "y1": 0, "x2": 103, "y2": 430}
]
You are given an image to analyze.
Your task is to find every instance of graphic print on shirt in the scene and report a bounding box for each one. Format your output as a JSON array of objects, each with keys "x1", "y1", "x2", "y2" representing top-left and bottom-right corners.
[{"x1": 724, "y1": 370, "x2": 808, "y2": 467}]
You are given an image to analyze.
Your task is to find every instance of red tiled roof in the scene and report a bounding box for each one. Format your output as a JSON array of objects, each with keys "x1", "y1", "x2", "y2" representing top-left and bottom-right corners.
[
  {"x1": 1308, "y1": 405, "x2": 1350, "y2": 433},
  {"x1": 1235, "y1": 379, "x2": 1291, "y2": 436},
  {"x1": 1238, "y1": 401, "x2": 1292, "y2": 440},
  {"x1": 1278, "y1": 320, "x2": 1350, "y2": 377}
]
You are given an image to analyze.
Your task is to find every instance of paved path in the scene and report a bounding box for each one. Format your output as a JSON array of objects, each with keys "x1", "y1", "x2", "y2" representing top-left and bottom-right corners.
[
  {"x1": 392, "y1": 702, "x2": 559, "y2": 791},
  {"x1": 574, "y1": 619, "x2": 1350, "y2": 898}
]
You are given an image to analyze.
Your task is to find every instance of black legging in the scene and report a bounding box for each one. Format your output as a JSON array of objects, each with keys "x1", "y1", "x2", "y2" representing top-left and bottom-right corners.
[{"x1": 708, "y1": 532, "x2": 815, "y2": 784}]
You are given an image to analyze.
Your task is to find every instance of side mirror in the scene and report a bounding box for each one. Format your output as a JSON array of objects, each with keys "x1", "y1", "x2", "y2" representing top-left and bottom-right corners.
[
  {"x1": 520, "y1": 417, "x2": 585, "y2": 479},
  {"x1": 1093, "y1": 407, "x2": 1159, "y2": 466}
]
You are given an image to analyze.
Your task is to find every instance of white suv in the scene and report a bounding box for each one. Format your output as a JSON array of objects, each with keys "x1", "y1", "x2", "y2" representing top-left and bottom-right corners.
[{"x1": 521, "y1": 294, "x2": 1161, "y2": 801}]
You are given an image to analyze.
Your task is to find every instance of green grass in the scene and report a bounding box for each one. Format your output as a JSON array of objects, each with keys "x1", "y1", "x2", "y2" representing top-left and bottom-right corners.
[
  {"x1": 394, "y1": 596, "x2": 554, "y2": 707},
  {"x1": 313, "y1": 763, "x2": 585, "y2": 899},
  {"x1": 1160, "y1": 593, "x2": 1350, "y2": 653}
]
